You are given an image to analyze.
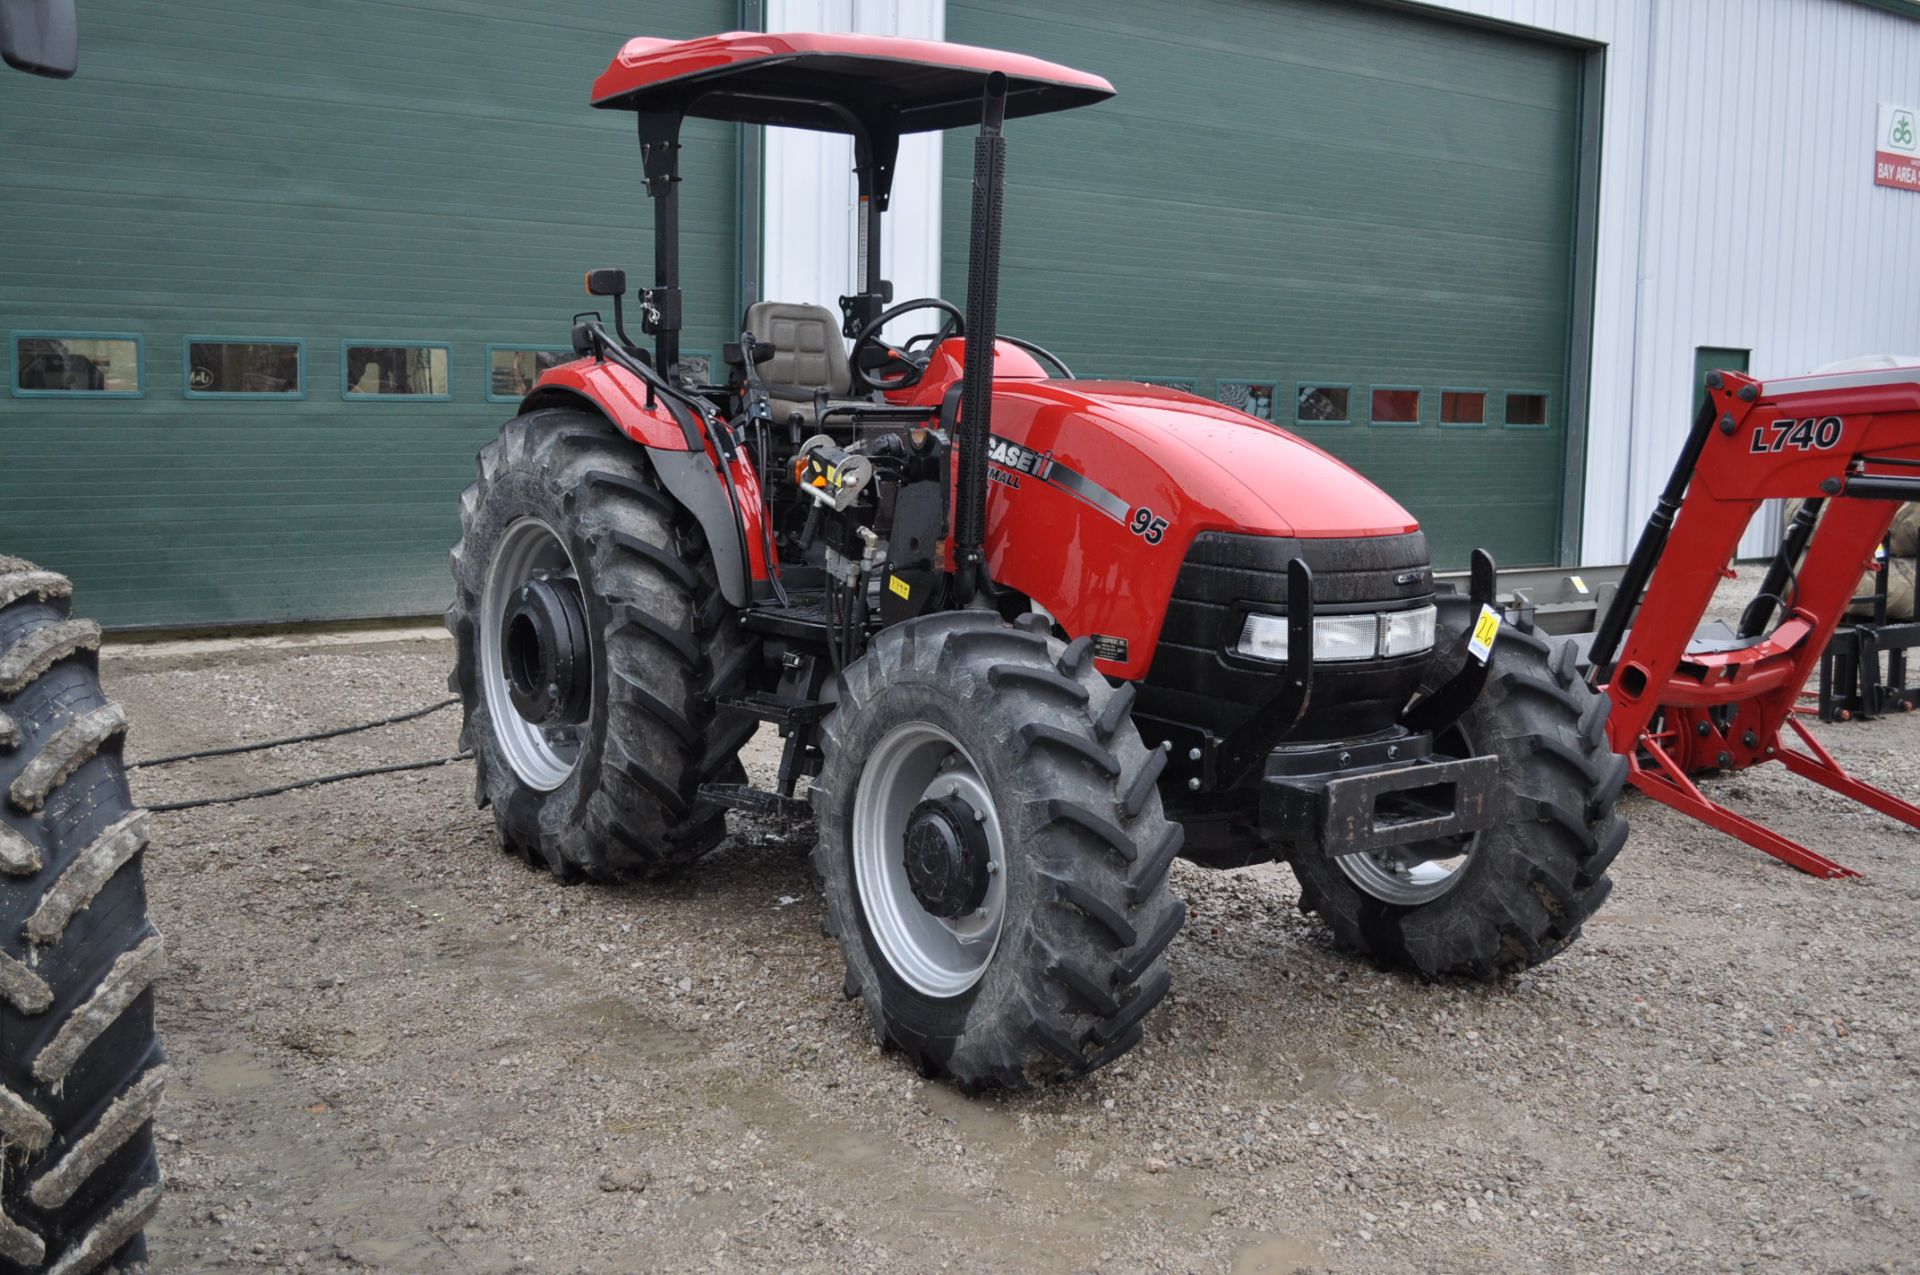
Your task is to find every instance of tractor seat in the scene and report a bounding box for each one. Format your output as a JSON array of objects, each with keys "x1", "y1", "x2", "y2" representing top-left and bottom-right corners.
[{"x1": 744, "y1": 301, "x2": 872, "y2": 428}]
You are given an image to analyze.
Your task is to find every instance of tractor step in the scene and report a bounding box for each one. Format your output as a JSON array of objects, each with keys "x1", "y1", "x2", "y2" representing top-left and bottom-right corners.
[
  {"x1": 699, "y1": 782, "x2": 813, "y2": 820},
  {"x1": 741, "y1": 588, "x2": 830, "y2": 641},
  {"x1": 715, "y1": 691, "x2": 830, "y2": 728}
]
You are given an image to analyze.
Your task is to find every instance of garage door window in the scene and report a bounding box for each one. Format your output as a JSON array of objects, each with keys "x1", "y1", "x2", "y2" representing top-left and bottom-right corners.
[
  {"x1": 487, "y1": 345, "x2": 569, "y2": 402},
  {"x1": 1440, "y1": 390, "x2": 1487, "y2": 427},
  {"x1": 1370, "y1": 387, "x2": 1421, "y2": 426},
  {"x1": 186, "y1": 338, "x2": 303, "y2": 398},
  {"x1": 1218, "y1": 379, "x2": 1277, "y2": 421},
  {"x1": 343, "y1": 342, "x2": 452, "y2": 399},
  {"x1": 1295, "y1": 384, "x2": 1350, "y2": 425},
  {"x1": 1504, "y1": 391, "x2": 1550, "y2": 430},
  {"x1": 11, "y1": 332, "x2": 142, "y2": 397}
]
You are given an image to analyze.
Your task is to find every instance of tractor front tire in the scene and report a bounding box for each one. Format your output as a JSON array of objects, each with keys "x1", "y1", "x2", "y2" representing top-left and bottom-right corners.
[
  {"x1": 1, "y1": 560, "x2": 165, "y2": 1274},
  {"x1": 812, "y1": 612, "x2": 1185, "y2": 1089},
  {"x1": 1289, "y1": 600, "x2": 1627, "y2": 978},
  {"x1": 447, "y1": 409, "x2": 756, "y2": 880}
]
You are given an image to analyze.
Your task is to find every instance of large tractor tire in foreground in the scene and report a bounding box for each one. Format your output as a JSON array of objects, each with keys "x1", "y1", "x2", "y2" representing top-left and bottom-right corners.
[
  {"x1": 1289, "y1": 599, "x2": 1627, "y2": 978},
  {"x1": 447, "y1": 408, "x2": 757, "y2": 880},
  {"x1": 812, "y1": 612, "x2": 1186, "y2": 1089},
  {"x1": 0, "y1": 560, "x2": 165, "y2": 1274}
]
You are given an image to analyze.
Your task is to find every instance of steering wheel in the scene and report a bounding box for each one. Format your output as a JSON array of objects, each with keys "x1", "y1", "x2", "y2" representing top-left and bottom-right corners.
[{"x1": 849, "y1": 297, "x2": 966, "y2": 393}]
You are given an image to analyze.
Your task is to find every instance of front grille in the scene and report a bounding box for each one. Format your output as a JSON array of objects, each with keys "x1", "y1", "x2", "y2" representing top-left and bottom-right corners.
[{"x1": 1141, "y1": 531, "x2": 1434, "y2": 745}]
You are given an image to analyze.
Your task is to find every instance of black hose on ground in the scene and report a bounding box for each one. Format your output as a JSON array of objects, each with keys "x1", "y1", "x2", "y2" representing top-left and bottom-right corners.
[
  {"x1": 145, "y1": 752, "x2": 473, "y2": 813},
  {"x1": 127, "y1": 697, "x2": 460, "y2": 769}
]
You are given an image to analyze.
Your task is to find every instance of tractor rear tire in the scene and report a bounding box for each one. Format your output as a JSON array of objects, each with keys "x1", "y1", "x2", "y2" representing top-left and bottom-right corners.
[
  {"x1": 447, "y1": 409, "x2": 757, "y2": 880},
  {"x1": 812, "y1": 612, "x2": 1185, "y2": 1089},
  {"x1": 0, "y1": 559, "x2": 165, "y2": 1274},
  {"x1": 1289, "y1": 599, "x2": 1626, "y2": 978}
]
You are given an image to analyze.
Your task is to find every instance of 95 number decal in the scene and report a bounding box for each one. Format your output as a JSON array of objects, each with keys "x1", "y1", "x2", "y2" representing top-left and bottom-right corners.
[
  {"x1": 1749, "y1": 416, "x2": 1843, "y2": 454},
  {"x1": 1129, "y1": 506, "x2": 1169, "y2": 545}
]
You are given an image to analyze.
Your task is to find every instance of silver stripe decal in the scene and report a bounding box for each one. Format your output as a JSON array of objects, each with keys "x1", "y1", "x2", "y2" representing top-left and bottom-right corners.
[{"x1": 987, "y1": 435, "x2": 1131, "y2": 524}]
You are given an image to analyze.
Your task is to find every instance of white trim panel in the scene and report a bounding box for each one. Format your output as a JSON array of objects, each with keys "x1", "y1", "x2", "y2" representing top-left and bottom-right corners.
[{"x1": 761, "y1": 0, "x2": 944, "y2": 322}]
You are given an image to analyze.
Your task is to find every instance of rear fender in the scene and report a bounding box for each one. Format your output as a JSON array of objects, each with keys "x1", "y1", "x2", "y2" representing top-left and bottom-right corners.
[
  {"x1": 521, "y1": 360, "x2": 765, "y2": 608},
  {"x1": 528, "y1": 358, "x2": 698, "y2": 450}
]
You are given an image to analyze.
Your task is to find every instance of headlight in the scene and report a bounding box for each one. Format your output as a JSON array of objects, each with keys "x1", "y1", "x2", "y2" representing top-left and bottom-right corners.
[
  {"x1": 1236, "y1": 605, "x2": 1437, "y2": 663},
  {"x1": 1381, "y1": 605, "x2": 1438, "y2": 657},
  {"x1": 1236, "y1": 611, "x2": 1293, "y2": 661},
  {"x1": 1311, "y1": 614, "x2": 1380, "y2": 662}
]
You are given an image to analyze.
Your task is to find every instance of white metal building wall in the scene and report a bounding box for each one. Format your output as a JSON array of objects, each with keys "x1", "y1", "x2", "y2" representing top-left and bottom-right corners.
[
  {"x1": 1433, "y1": 0, "x2": 1920, "y2": 560},
  {"x1": 760, "y1": 0, "x2": 1920, "y2": 563},
  {"x1": 762, "y1": 0, "x2": 945, "y2": 327}
]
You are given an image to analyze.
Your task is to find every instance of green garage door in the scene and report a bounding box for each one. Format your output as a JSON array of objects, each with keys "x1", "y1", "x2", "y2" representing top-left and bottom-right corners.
[
  {"x1": 945, "y1": 0, "x2": 1585, "y2": 566},
  {"x1": 0, "y1": 0, "x2": 737, "y2": 628}
]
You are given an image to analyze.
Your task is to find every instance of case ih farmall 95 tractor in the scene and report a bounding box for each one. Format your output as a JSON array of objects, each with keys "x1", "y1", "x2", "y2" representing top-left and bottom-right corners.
[{"x1": 448, "y1": 31, "x2": 1626, "y2": 1089}]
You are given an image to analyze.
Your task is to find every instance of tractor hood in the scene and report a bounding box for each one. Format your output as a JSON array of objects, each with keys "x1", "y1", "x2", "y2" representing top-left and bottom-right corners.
[
  {"x1": 895, "y1": 344, "x2": 1429, "y2": 677},
  {"x1": 987, "y1": 378, "x2": 1420, "y2": 541}
]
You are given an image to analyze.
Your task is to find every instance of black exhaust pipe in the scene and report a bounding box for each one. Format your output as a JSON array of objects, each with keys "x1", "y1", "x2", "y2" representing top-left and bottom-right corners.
[{"x1": 953, "y1": 72, "x2": 1008, "y2": 601}]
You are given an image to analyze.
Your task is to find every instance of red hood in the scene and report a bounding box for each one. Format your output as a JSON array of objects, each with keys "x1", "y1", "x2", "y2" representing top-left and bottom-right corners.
[{"x1": 999, "y1": 379, "x2": 1420, "y2": 540}]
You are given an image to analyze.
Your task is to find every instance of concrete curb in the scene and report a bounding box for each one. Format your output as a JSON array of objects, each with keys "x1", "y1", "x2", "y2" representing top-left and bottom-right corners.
[{"x1": 101, "y1": 625, "x2": 451, "y2": 666}]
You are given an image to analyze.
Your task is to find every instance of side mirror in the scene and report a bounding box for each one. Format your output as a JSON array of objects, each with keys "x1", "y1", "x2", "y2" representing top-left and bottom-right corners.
[
  {"x1": 584, "y1": 268, "x2": 627, "y2": 297},
  {"x1": 1, "y1": 0, "x2": 77, "y2": 79}
]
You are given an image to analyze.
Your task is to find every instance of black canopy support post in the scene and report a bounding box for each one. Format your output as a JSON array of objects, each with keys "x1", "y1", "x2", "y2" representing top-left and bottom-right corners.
[
  {"x1": 1587, "y1": 385, "x2": 1724, "y2": 683},
  {"x1": 842, "y1": 126, "x2": 900, "y2": 339},
  {"x1": 953, "y1": 73, "x2": 1007, "y2": 602},
  {"x1": 637, "y1": 110, "x2": 685, "y2": 375}
]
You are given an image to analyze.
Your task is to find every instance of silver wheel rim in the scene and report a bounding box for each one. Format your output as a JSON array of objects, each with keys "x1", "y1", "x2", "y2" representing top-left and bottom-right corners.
[
  {"x1": 480, "y1": 517, "x2": 587, "y2": 791},
  {"x1": 852, "y1": 722, "x2": 1007, "y2": 998},
  {"x1": 1335, "y1": 841, "x2": 1473, "y2": 906},
  {"x1": 1334, "y1": 726, "x2": 1477, "y2": 906}
]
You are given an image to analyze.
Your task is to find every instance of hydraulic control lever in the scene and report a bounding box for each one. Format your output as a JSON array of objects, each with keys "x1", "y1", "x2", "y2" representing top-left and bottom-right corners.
[{"x1": 729, "y1": 330, "x2": 778, "y2": 427}]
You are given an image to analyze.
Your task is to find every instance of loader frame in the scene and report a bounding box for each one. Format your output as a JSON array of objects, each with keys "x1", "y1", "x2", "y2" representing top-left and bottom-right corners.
[{"x1": 1588, "y1": 365, "x2": 1920, "y2": 877}]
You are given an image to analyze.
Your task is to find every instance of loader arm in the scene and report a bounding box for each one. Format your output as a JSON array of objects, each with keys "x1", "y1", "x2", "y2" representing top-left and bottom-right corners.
[{"x1": 1591, "y1": 364, "x2": 1920, "y2": 877}]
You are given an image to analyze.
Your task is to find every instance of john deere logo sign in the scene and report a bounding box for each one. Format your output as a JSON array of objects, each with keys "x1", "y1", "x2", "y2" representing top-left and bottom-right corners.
[{"x1": 1877, "y1": 103, "x2": 1920, "y2": 193}]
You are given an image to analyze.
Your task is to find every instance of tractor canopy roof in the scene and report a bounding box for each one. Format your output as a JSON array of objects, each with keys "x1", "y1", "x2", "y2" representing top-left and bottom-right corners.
[{"x1": 590, "y1": 30, "x2": 1113, "y2": 133}]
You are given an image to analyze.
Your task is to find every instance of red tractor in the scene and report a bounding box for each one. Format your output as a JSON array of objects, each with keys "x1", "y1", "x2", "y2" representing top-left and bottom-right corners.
[{"x1": 447, "y1": 32, "x2": 1625, "y2": 1089}]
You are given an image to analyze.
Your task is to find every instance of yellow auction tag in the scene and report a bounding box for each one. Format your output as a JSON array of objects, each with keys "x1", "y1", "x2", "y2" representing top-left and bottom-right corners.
[
  {"x1": 1570, "y1": 574, "x2": 1588, "y2": 594},
  {"x1": 1466, "y1": 604, "x2": 1501, "y2": 664},
  {"x1": 888, "y1": 574, "x2": 911, "y2": 599}
]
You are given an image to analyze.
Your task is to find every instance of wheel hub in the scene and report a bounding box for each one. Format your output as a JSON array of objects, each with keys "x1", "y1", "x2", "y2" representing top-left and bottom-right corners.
[
  {"x1": 851, "y1": 725, "x2": 1008, "y2": 998},
  {"x1": 479, "y1": 517, "x2": 590, "y2": 792},
  {"x1": 903, "y1": 792, "x2": 992, "y2": 919},
  {"x1": 500, "y1": 576, "x2": 591, "y2": 728}
]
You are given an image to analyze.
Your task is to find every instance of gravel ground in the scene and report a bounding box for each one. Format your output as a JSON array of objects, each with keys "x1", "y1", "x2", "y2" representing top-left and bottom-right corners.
[{"x1": 101, "y1": 592, "x2": 1920, "y2": 1274}]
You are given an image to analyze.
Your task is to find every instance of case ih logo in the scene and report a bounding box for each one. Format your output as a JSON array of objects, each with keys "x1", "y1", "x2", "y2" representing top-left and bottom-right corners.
[
  {"x1": 987, "y1": 435, "x2": 1132, "y2": 524},
  {"x1": 987, "y1": 435, "x2": 1057, "y2": 482}
]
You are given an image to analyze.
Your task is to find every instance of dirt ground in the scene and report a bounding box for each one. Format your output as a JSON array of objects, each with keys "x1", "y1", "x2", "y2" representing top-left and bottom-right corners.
[{"x1": 100, "y1": 604, "x2": 1919, "y2": 1274}]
